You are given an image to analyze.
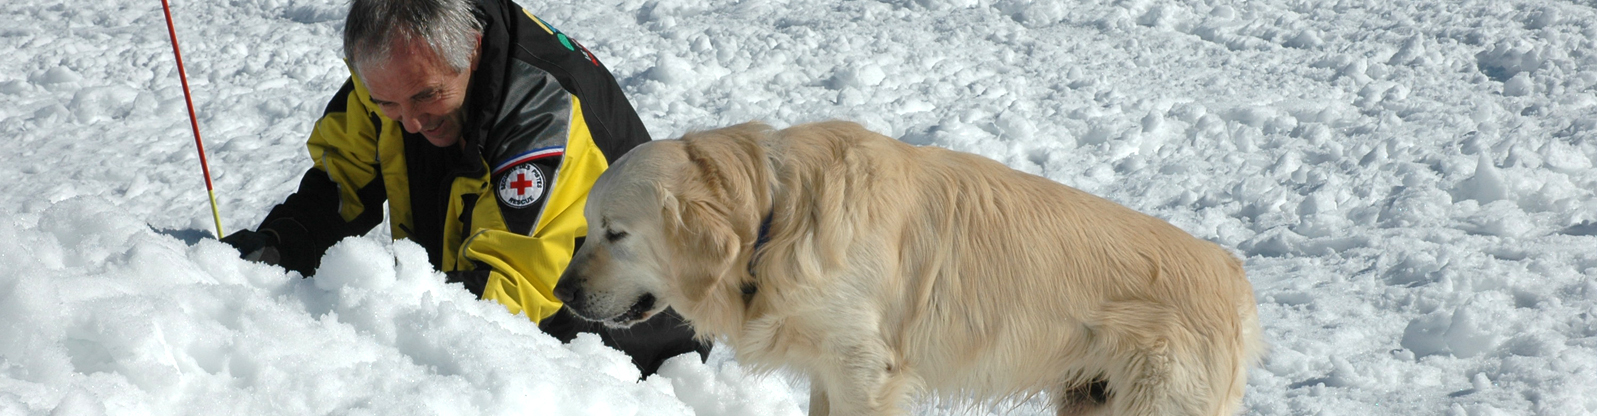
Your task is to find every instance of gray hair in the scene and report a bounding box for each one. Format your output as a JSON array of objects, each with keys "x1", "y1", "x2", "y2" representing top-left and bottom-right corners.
[{"x1": 344, "y1": 0, "x2": 483, "y2": 75}]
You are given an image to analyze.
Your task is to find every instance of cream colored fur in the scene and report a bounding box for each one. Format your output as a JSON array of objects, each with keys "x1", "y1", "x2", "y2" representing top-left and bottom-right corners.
[{"x1": 554, "y1": 121, "x2": 1263, "y2": 416}]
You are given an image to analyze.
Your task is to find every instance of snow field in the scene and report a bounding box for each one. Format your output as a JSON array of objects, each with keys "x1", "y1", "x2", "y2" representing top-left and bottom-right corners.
[{"x1": 3, "y1": 0, "x2": 1597, "y2": 414}]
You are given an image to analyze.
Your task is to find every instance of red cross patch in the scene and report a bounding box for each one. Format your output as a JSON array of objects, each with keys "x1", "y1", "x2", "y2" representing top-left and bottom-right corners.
[{"x1": 497, "y1": 163, "x2": 545, "y2": 208}]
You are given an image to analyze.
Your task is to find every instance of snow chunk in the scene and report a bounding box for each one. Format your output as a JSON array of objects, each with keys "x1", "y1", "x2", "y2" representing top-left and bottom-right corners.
[
  {"x1": 1541, "y1": 140, "x2": 1593, "y2": 174},
  {"x1": 1476, "y1": 39, "x2": 1544, "y2": 82},
  {"x1": 34, "y1": 67, "x2": 82, "y2": 85},
  {"x1": 312, "y1": 237, "x2": 398, "y2": 290},
  {"x1": 829, "y1": 63, "x2": 887, "y2": 90},
  {"x1": 1442, "y1": 301, "x2": 1506, "y2": 358},
  {"x1": 1402, "y1": 312, "x2": 1452, "y2": 357},
  {"x1": 1284, "y1": 30, "x2": 1324, "y2": 49},
  {"x1": 1402, "y1": 300, "x2": 1508, "y2": 359},
  {"x1": 1, "y1": 80, "x2": 31, "y2": 95},
  {"x1": 643, "y1": 56, "x2": 701, "y2": 85},
  {"x1": 657, "y1": 355, "x2": 804, "y2": 416},
  {"x1": 1462, "y1": 201, "x2": 1536, "y2": 238},
  {"x1": 994, "y1": 111, "x2": 1037, "y2": 141},
  {"x1": 1524, "y1": 6, "x2": 1561, "y2": 29},
  {"x1": 1388, "y1": 36, "x2": 1427, "y2": 66},
  {"x1": 67, "y1": 86, "x2": 140, "y2": 122},
  {"x1": 1502, "y1": 72, "x2": 1533, "y2": 97},
  {"x1": 1000, "y1": 1, "x2": 1066, "y2": 27},
  {"x1": 1453, "y1": 154, "x2": 1512, "y2": 203}
]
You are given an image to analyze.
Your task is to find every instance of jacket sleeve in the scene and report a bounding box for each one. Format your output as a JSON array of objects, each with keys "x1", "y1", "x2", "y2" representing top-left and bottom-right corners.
[{"x1": 258, "y1": 78, "x2": 387, "y2": 276}]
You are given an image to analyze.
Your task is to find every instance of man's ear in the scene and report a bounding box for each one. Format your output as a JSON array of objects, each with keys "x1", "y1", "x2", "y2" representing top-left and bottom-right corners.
[
  {"x1": 469, "y1": 33, "x2": 483, "y2": 72},
  {"x1": 662, "y1": 193, "x2": 738, "y2": 304}
]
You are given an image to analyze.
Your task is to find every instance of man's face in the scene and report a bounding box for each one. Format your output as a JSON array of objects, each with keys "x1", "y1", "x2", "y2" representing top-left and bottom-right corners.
[{"x1": 360, "y1": 36, "x2": 478, "y2": 147}]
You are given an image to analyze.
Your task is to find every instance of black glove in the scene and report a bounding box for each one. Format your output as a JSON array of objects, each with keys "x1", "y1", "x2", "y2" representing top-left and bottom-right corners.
[
  {"x1": 220, "y1": 229, "x2": 281, "y2": 265},
  {"x1": 445, "y1": 269, "x2": 490, "y2": 297}
]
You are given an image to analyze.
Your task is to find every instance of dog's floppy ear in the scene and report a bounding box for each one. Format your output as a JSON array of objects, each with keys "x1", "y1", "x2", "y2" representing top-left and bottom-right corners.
[
  {"x1": 661, "y1": 191, "x2": 739, "y2": 304},
  {"x1": 657, "y1": 124, "x2": 769, "y2": 328}
]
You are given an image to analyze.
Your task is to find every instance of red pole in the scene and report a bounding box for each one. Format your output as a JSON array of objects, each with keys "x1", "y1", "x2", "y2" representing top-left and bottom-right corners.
[{"x1": 158, "y1": 0, "x2": 225, "y2": 238}]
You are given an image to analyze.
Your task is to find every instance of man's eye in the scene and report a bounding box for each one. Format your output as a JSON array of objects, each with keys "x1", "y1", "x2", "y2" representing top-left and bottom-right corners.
[{"x1": 605, "y1": 229, "x2": 628, "y2": 242}]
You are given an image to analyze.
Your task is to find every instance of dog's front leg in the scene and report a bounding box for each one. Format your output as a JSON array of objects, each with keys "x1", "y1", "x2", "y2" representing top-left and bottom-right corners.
[{"x1": 811, "y1": 339, "x2": 909, "y2": 416}]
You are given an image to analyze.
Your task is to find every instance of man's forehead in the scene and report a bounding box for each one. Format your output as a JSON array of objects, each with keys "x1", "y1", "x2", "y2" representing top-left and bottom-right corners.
[
  {"x1": 360, "y1": 37, "x2": 450, "y2": 81},
  {"x1": 387, "y1": 34, "x2": 441, "y2": 60},
  {"x1": 363, "y1": 77, "x2": 431, "y2": 104},
  {"x1": 361, "y1": 57, "x2": 446, "y2": 101}
]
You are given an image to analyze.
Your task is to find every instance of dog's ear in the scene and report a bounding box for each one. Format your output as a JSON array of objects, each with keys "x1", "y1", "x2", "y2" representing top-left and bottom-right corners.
[{"x1": 662, "y1": 192, "x2": 739, "y2": 304}]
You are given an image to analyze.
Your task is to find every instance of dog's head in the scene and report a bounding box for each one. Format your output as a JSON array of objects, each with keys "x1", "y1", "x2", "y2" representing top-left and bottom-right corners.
[{"x1": 553, "y1": 124, "x2": 771, "y2": 332}]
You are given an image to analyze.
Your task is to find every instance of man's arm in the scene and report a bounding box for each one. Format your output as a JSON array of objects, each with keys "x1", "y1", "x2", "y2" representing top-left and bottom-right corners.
[
  {"x1": 233, "y1": 78, "x2": 388, "y2": 276},
  {"x1": 442, "y1": 3, "x2": 652, "y2": 319},
  {"x1": 449, "y1": 4, "x2": 707, "y2": 375},
  {"x1": 456, "y1": 103, "x2": 610, "y2": 321}
]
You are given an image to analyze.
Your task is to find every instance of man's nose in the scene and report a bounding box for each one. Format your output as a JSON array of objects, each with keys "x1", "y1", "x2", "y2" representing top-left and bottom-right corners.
[
  {"x1": 384, "y1": 103, "x2": 419, "y2": 133},
  {"x1": 391, "y1": 104, "x2": 421, "y2": 133},
  {"x1": 401, "y1": 114, "x2": 424, "y2": 133}
]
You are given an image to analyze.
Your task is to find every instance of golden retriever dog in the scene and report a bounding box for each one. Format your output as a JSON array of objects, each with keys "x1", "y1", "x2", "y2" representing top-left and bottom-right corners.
[{"x1": 553, "y1": 121, "x2": 1262, "y2": 416}]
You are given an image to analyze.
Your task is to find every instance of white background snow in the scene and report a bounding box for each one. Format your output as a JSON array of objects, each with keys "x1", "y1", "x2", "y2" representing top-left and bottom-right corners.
[{"x1": 3, "y1": 0, "x2": 1597, "y2": 414}]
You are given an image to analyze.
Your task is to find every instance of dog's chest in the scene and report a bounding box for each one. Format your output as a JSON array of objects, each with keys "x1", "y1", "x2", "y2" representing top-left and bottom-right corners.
[{"x1": 736, "y1": 314, "x2": 832, "y2": 365}]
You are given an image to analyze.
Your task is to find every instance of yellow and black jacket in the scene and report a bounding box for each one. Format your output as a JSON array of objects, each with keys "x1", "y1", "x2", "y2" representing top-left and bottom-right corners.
[{"x1": 258, "y1": 0, "x2": 646, "y2": 323}]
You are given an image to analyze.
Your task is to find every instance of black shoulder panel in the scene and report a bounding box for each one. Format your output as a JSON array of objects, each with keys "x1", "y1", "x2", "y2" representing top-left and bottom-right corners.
[
  {"x1": 483, "y1": 62, "x2": 572, "y2": 166},
  {"x1": 501, "y1": 4, "x2": 653, "y2": 163},
  {"x1": 322, "y1": 79, "x2": 357, "y2": 116}
]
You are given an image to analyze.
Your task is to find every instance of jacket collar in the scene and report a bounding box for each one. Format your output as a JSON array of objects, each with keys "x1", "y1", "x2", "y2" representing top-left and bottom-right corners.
[{"x1": 455, "y1": 0, "x2": 511, "y2": 176}]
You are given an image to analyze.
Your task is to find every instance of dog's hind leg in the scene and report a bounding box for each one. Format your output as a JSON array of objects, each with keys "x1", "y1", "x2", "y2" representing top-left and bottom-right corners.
[
  {"x1": 1053, "y1": 379, "x2": 1110, "y2": 416},
  {"x1": 808, "y1": 381, "x2": 830, "y2": 416},
  {"x1": 1088, "y1": 300, "x2": 1214, "y2": 416}
]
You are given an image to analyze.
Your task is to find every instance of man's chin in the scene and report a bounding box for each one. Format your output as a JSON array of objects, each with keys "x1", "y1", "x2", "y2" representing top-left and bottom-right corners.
[{"x1": 422, "y1": 132, "x2": 459, "y2": 147}]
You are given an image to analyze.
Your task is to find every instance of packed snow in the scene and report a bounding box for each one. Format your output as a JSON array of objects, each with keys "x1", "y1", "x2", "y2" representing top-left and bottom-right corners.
[{"x1": 3, "y1": 0, "x2": 1597, "y2": 414}]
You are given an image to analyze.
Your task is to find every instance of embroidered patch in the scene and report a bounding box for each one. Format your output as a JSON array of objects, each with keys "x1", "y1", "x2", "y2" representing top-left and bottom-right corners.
[{"x1": 497, "y1": 163, "x2": 545, "y2": 209}]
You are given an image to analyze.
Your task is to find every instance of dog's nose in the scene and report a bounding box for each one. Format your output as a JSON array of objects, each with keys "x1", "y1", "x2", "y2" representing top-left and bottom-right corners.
[{"x1": 553, "y1": 276, "x2": 580, "y2": 304}]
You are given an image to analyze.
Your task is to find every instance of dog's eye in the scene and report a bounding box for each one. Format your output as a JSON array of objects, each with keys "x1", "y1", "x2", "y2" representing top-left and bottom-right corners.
[{"x1": 605, "y1": 229, "x2": 628, "y2": 242}]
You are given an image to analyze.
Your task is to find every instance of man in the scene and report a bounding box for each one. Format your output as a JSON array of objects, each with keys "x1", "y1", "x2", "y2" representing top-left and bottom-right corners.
[{"x1": 221, "y1": 0, "x2": 707, "y2": 376}]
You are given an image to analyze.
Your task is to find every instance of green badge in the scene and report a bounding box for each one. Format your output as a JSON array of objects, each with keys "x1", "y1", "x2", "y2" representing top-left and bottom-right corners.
[{"x1": 557, "y1": 33, "x2": 574, "y2": 51}]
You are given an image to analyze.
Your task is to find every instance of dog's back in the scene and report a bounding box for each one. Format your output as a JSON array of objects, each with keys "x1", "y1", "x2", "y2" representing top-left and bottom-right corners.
[{"x1": 763, "y1": 121, "x2": 1261, "y2": 415}]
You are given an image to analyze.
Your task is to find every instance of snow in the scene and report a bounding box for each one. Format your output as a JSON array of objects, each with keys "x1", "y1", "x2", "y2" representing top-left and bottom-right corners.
[{"x1": 3, "y1": 0, "x2": 1596, "y2": 414}]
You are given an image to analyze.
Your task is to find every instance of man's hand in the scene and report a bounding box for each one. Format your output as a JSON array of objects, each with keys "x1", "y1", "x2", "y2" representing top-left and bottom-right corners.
[
  {"x1": 220, "y1": 229, "x2": 282, "y2": 265},
  {"x1": 445, "y1": 270, "x2": 490, "y2": 297}
]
